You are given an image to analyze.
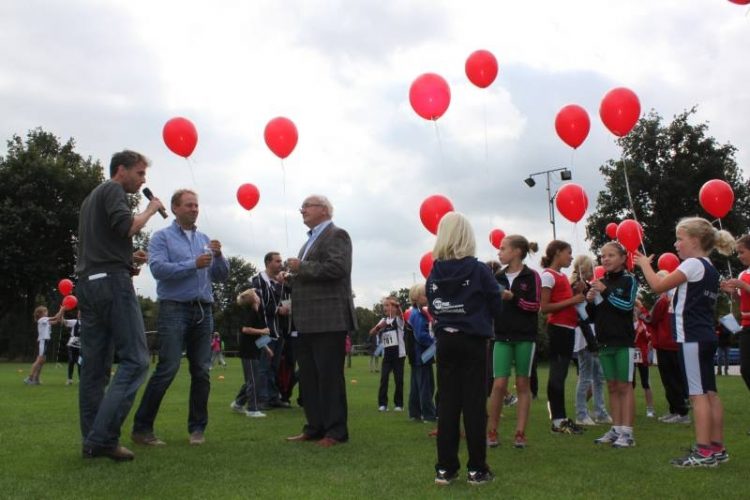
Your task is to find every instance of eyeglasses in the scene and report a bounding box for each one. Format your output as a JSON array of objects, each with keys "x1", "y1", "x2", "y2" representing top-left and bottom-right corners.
[{"x1": 300, "y1": 203, "x2": 324, "y2": 210}]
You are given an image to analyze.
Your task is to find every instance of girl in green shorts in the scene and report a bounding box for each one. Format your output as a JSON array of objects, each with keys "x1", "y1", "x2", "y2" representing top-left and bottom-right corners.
[
  {"x1": 486, "y1": 235, "x2": 540, "y2": 449},
  {"x1": 586, "y1": 242, "x2": 638, "y2": 448}
]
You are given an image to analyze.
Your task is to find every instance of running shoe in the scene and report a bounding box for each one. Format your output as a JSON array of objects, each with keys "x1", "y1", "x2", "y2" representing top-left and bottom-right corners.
[
  {"x1": 486, "y1": 430, "x2": 499, "y2": 448},
  {"x1": 594, "y1": 428, "x2": 620, "y2": 445},
  {"x1": 513, "y1": 431, "x2": 527, "y2": 449}
]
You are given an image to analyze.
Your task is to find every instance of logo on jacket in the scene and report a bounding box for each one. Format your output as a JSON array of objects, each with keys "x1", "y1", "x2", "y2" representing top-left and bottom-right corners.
[
  {"x1": 432, "y1": 298, "x2": 466, "y2": 314},
  {"x1": 463, "y1": 279, "x2": 470, "y2": 287}
]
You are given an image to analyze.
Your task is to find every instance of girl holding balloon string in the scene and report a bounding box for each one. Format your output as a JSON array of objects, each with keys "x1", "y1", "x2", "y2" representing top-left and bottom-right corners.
[
  {"x1": 585, "y1": 242, "x2": 638, "y2": 448},
  {"x1": 635, "y1": 217, "x2": 734, "y2": 467},
  {"x1": 720, "y1": 234, "x2": 750, "y2": 432},
  {"x1": 539, "y1": 240, "x2": 586, "y2": 435},
  {"x1": 24, "y1": 304, "x2": 64, "y2": 385}
]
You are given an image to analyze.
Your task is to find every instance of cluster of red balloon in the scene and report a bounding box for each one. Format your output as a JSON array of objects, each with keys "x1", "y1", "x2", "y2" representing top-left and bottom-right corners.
[
  {"x1": 58, "y1": 279, "x2": 78, "y2": 310},
  {"x1": 552, "y1": 88, "x2": 641, "y2": 225},
  {"x1": 410, "y1": 50, "x2": 499, "y2": 278},
  {"x1": 162, "y1": 115, "x2": 300, "y2": 213},
  {"x1": 409, "y1": 49, "x2": 499, "y2": 122}
]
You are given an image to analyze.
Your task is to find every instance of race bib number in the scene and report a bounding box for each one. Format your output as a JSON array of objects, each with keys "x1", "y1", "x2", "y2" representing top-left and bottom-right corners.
[
  {"x1": 633, "y1": 349, "x2": 643, "y2": 364},
  {"x1": 381, "y1": 330, "x2": 397, "y2": 348}
]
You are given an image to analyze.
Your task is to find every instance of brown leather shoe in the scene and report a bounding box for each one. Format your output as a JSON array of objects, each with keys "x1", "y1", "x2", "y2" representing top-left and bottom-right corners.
[
  {"x1": 286, "y1": 433, "x2": 318, "y2": 442},
  {"x1": 316, "y1": 437, "x2": 342, "y2": 448},
  {"x1": 131, "y1": 432, "x2": 166, "y2": 446},
  {"x1": 82, "y1": 444, "x2": 135, "y2": 461}
]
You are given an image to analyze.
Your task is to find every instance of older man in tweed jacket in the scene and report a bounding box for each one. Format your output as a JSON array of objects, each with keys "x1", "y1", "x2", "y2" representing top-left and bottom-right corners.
[{"x1": 284, "y1": 194, "x2": 357, "y2": 447}]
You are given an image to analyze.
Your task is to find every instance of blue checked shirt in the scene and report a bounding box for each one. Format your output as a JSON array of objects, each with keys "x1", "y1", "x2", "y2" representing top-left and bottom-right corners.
[{"x1": 149, "y1": 220, "x2": 230, "y2": 302}]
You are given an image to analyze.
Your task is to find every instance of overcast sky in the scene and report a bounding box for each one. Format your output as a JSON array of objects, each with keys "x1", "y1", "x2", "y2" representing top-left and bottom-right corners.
[{"x1": 2, "y1": 0, "x2": 749, "y2": 307}]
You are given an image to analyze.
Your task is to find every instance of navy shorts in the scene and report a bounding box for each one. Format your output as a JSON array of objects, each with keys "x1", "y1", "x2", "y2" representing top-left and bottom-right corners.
[{"x1": 678, "y1": 341, "x2": 717, "y2": 395}]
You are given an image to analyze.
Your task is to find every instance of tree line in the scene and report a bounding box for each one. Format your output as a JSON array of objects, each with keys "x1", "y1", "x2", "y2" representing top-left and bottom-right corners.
[{"x1": 1, "y1": 108, "x2": 747, "y2": 359}]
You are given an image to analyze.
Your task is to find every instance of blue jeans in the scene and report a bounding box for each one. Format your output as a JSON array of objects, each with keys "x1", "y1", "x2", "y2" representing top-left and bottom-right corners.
[
  {"x1": 78, "y1": 272, "x2": 150, "y2": 448},
  {"x1": 235, "y1": 357, "x2": 264, "y2": 411},
  {"x1": 408, "y1": 363, "x2": 436, "y2": 420},
  {"x1": 575, "y1": 349, "x2": 608, "y2": 419},
  {"x1": 258, "y1": 339, "x2": 281, "y2": 403},
  {"x1": 133, "y1": 300, "x2": 212, "y2": 434}
]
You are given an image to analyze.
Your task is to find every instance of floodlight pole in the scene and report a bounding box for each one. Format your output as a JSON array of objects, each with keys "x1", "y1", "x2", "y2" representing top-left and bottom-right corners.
[{"x1": 526, "y1": 167, "x2": 570, "y2": 240}]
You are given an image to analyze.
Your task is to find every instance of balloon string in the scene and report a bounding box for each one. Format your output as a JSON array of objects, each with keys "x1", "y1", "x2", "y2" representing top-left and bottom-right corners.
[
  {"x1": 281, "y1": 159, "x2": 290, "y2": 256},
  {"x1": 432, "y1": 119, "x2": 446, "y2": 172},
  {"x1": 185, "y1": 157, "x2": 214, "y2": 232},
  {"x1": 483, "y1": 98, "x2": 493, "y2": 262},
  {"x1": 717, "y1": 218, "x2": 735, "y2": 314},
  {"x1": 718, "y1": 218, "x2": 733, "y2": 277},
  {"x1": 621, "y1": 156, "x2": 647, "y2": 255}
]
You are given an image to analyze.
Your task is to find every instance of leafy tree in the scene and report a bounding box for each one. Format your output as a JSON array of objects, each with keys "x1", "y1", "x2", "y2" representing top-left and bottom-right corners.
[
  {"x1": 211, "y1": 256, "x2": 258, "y2": 350},
  {"x1": 353, "y1": 306, "x2": 379, "y2": 345},
  {"x1": 586, "y1": 108, "x2": 749, "y2": 288},
  {"x1": 0, "y1": 129, "x2": 103, "y2": 357}
]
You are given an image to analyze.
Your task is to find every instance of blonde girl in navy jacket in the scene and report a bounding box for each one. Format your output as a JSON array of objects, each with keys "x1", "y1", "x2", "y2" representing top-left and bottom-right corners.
[{"x1": 427, "y1": 212, "x2": 503, "y2": 486}]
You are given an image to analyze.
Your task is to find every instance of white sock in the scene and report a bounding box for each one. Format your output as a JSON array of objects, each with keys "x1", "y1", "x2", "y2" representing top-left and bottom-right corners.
[
  {"x1": 552, "y1": 418, "x2": 564, "y2": 427},
  {"x1": 621, "y1": 426, "x2": 633, "y2": 436}
]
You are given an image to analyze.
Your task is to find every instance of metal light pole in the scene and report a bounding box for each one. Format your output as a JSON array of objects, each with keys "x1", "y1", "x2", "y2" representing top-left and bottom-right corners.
[{"x1": 523, "y1": 167, "x2": 572, "y2": 240}]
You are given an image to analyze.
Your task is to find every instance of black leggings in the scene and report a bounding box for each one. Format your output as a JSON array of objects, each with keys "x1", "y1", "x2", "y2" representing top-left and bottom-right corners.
[
  {"x1": 740, "y1": 329, "x2": 750, "y2": 391},
  {"x1": 546, "y1": 324, "x2": 575, "y2": 420},
  {"x1": 632, "y1": 363, "x2": 650, "y2": 389},
  {"x1": 67, "y1": 346, "x2": 80, "y2": 380}
]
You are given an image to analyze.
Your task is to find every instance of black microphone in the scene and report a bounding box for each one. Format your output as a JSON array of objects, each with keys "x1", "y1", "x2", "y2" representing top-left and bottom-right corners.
[{"x1": 142, "y1": 188, "x2": 168, "y2": 219}]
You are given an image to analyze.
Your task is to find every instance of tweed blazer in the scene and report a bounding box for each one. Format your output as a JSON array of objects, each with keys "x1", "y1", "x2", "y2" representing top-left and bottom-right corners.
[{"x1": 291, "y1": 222, "x2": 357, "y2": 334}]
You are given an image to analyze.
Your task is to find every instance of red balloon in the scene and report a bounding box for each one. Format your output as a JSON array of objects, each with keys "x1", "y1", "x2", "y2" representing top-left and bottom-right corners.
[
  {"x1": 402, "y1": 308, "x2": 412, "y2": 323},
  {"x1": 236, "y1": 183, "x2": 260, "y2": 211},
  {"x1": 699, "y1": 179, "x2": 734, "y2": 218},
  {"x1": 419, "y1": 195, "x2": 454, "y2": 235},
  {"x1": 616, "y1": 219, "x2": 643, "y2": 252},
  {"x1": 555, "y1": 183, "x2": 588, "y2": 223},
  {"x1": 599, "y1": 87, "x2": 641, "y2": 137},
  {"x1": 62, "y1": 295, "x2": 78, "y2": 310},
  {"x1": 465, "y1": 50, "x2": 499, "y2": 89},
  {"x1": 593, "y1": 265, "x2": 605, "y2": 280},
  {"x1": 729, "y1": 0, "x2": 750, "y2": 4},
  {"x1": 58, "y1": 279, "x2": 74, "y2": 296},
  {"x1": 489, "y1": 229, "x2": 506, "y2": 249},
  {"x1": 409, "y1": 73, "x2": 451, "y2": 120},
  {"x1": 657, "y1": 253, "x2": 680, "y2": 273},
  {"x1": 163, "y1": 117, "x2": 198, "y2": 158},
  {"x1": 555, "y1": 104, "x2": 590, "y2": 149},
  {"x1": 605, "y1": 222, "x2": 618, "y2": 240},
  {"x1": 420, "y1": 252, "x2": 434, "y2": 279},
  {"x1": 264, "y1": 117, "x2": 298, "y2": 159}
]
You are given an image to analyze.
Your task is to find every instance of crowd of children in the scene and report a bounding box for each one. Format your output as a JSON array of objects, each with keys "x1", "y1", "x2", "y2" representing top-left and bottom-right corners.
[{"x1": 24, "y1": 213, "x2": 750, "y2": 483}]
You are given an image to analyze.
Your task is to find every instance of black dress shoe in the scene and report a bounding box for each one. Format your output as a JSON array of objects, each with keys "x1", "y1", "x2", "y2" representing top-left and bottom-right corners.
[{"x1": 82, "y1": 444, "x2": 135, "y2": 461}]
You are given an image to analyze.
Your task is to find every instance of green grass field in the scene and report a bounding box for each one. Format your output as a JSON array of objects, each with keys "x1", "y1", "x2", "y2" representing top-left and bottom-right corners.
[{"x1": 1, "y1": 356, "x2": 749, "y2": 499}]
